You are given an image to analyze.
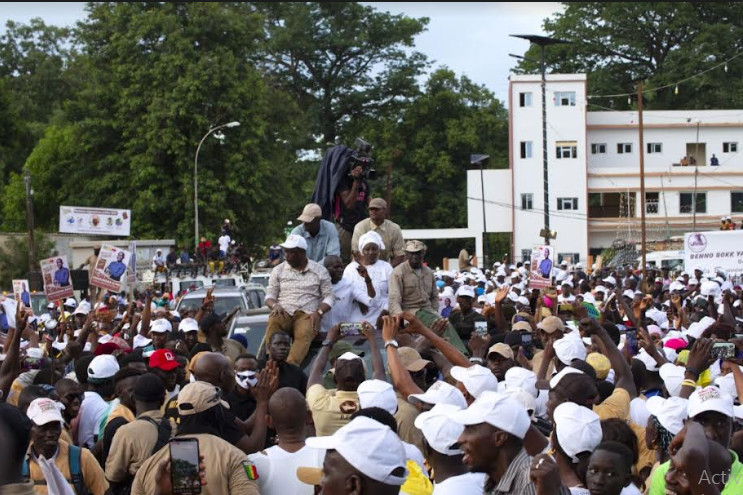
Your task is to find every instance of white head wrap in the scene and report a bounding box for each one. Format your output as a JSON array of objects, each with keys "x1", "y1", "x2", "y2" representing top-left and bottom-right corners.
[{"x1": 358, "y1": 231, "x2": 386, "y2": 251}]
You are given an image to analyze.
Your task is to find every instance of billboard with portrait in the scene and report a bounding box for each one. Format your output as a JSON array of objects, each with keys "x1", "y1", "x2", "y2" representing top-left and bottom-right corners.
[
  {"x1": 90, "y1": 244, "x2": 132, "y2": 293},
  {"x1": 40, "y1": 256, "x2": 75, "y2": 302}
]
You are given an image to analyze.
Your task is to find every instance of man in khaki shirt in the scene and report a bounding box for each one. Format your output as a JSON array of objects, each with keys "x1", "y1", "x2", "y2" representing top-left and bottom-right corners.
[
  {"x1": 306, "y1": 323, "x2": 384, "y2": 436},
  {"x1": 388, "y1": 240, "x2": 468, "y2": 354},
  {"x1": 25, "y1": 398, "x2": 109, "y2": 495},
  {"x1": 131, "y1": 381, "x2": 260, "y2": 495},
  {"x1": 351, "y1": 198, "x2": 406, "y2": 266},
  {"x1": 106, "y1": 373, "x2": 171, "y2": 487}
]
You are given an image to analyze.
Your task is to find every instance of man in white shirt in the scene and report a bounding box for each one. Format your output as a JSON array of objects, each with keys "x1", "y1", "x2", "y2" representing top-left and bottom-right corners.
[
  {"x1": 321, "y1": 255, "x2": 374, "y2": 333},
  {"x1": 218, "y1": 232, "x2": 231, "y2": 258},
  {"x1": 247, "y1": 388, "x2": 323, "y2": 495}
]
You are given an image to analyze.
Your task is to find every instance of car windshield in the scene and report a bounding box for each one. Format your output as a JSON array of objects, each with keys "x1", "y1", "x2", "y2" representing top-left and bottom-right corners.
[
  {"x1": 179, "y1": 281, "x2": 204, "y2": 293},
  {"x1": 231, "y1": 318, "x2": 269, "y2": 354},
  {"x1": 212, "y1": 278, "x2": 236, "y2": 287},
  {"x1": 178, "y1": 295, "x2": 245, "y2": 316},
  {"x1": 29, "y1": 294, "x2": 49, "y2": 316},
  {"x1": 248, "y1": 275, "x2": 269, "y2": 288}
]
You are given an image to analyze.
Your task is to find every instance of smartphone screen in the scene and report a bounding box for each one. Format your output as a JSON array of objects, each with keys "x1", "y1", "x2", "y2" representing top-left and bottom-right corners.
[
  {"x1": 169, "y1": 438, "x2": 201, "y2": 495},
  {"x1": 712, "y1": 343, "x2": 736, "y2": 360},
  {"x1": 625, "y1": 330, "x2": 639, "y2": 354},
  {"x1": 340, "y1": 322, "x2": 362, "y2": 337},
  {"x1": 521, "y1": 333, "x2": 532, "y2": 346},
  {"x1": 474, "y1": 321, "x2": 488, "y2": 338}
]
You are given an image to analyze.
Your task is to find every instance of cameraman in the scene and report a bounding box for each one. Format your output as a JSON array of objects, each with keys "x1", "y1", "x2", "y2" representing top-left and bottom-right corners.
[{"x1": 335, "y1": 162, "x2": 370, "y2": 263}]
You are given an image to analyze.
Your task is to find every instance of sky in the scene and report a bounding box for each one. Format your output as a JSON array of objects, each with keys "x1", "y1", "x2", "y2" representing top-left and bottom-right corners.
[{"x1": 0, "y1": 2, "x2": 565, "y2": 104}]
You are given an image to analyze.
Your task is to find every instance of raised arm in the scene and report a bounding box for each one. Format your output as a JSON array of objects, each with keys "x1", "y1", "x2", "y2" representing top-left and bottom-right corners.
[
  {"x1": 361, "y1": 322, "x2": 385, "y2": 380},
  {"x1": 582, "y1": 317, "x2": 637, "y2": 398},
  {"x1": 401, "y1": 312, "x2": 470, "y2": 368},
  {"x1": 382, "y1": 315, "x2": 423, "y2": 399},
  {"x1": 308, "y1": 325, "x2": 339, "y2": 388},
  {"x1": 0, "y1": 306, "x2": 26, "y2": 400},
  {"x1": 387, "y1": 269, "x2": 404, "y2": 316}
]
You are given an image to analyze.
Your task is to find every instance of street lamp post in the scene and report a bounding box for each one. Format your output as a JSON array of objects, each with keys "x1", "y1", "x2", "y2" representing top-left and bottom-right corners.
[
  {"x1": 471, "y1": 154, "x2": 490, "y2": 268},
  {"x1": 510, "y1": 35, "x2": 569, "y2": 246},
  {"x1": 194, "y1": 121, "x2": 240, "y2": 250}
]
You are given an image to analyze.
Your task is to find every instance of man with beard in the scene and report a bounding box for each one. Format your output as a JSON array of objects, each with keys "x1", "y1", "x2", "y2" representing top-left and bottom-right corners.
[{"x1": 265, "y1": 234, "x2": 334, "y2": 366}]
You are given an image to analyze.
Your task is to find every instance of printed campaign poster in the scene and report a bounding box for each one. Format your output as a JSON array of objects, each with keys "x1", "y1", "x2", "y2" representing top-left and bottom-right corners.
[
  {"x1": 12, "y1": 280, "x2": 31, "y2": 307},
  {"x1": 90, "y1": 244, "x2": 132, "y2": 293},
  {"x1": 529, "y1": 245, "x2": 554, "y2": 289},
  {"x1": 59, "y1": 206, "x2": 131, "y2": 236},
  {"x1": 40, "y1": 256, "x2": 75, "y2": 302}
]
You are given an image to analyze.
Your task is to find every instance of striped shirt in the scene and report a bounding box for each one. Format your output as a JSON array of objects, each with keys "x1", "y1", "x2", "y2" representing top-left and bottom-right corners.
[
  {"x1": 266, "y1": 260, "x2": 334, "y2": 316},
  {"x1": 485, "y1": 448, "x2": 537, "y2": 495}
]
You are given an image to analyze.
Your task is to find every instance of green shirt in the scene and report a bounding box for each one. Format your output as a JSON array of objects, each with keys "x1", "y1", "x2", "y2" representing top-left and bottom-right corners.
[{"x1": 648, "y1": 450, "x2": 743, "y2": 494}]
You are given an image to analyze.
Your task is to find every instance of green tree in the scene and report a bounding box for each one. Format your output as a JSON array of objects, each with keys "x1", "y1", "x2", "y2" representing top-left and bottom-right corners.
[
  {"x1": 257, "y1": 2, "x2": 429, "y2": 144},
  {"x1": 515, "y1": 2, "x2": 743, "y2": 110},
  {"x1": 0, "y1": 233, "x2": 56, "y2": 288},
  {"x1": 3, "y1": 3, "x2": 306, "y2": 250}
]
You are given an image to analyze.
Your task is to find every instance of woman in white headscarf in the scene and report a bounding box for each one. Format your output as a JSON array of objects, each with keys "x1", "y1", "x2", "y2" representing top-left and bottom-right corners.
[{"x1": 343, "y1": 231, "x2": 393, "y2": 325}]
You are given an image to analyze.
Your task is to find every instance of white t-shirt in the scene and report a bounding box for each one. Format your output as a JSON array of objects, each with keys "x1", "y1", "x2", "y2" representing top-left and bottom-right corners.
[
  {"x1": 343, "y1": 260, "x2": 392, "y2": 324},
  {"x1": 432, "y1": 472, "x2": 487, "y2": 494},
  {"x1": 218, "y1": 235, "x2": 231, "y2": 252},
  {"x1": 321, "y1": 278, "x2": 374, "y2": 333},
  {"x1": 621, "y1": 483, "x2": 642, "y2": 495},
  {"x1": 77, "y1": 391, "x2": 111, "y2": 448},
  {"x1": 247, "y1": 445, "x2": 324, "y2": 495}
]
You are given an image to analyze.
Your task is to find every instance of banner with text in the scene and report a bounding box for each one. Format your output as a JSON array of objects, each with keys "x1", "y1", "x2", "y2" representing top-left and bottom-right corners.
[
  {"x1": 40, "y1": 256, "x2": 74, "y2": 302},
  {"x1": 684, "y1": 230, "x2": 743, "y2": 274},
  {"x1": 529, "y1": 245, "x2": 554, "y2": 289},
  {"x1": 90, "y1": 244, "x2": 132, "y2": 293},
  {"x1": 59, "y1": 206, "x2": 131, "y2": 236}
]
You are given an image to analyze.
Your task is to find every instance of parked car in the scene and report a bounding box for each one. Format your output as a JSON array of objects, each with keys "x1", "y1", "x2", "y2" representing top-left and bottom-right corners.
[{"x1": 247, "y1": 271, "x2": 270, "y2": 288}]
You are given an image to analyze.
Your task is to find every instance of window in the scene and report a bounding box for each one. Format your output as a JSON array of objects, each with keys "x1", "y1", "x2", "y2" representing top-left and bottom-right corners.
[
  {"x1": 646, "y1": 192, "x2": 659, "y2": 214},
  {"x1": 647, "y1": 143, "x2": 662, "y2": 154},
  {"x1": 521, "y1": 249, "x2": 531, "y2": 263},
  {"x1": 556, "y1": 141, "x2": 578, "y2": 159},
  {"x1": 732, "y1": 192, "x2": 743, "y2": 213},
  {"x1": 680, "y1": 192, "x2": 706, "y2": 214},
  {"x1": 554, "y1": 91, "x2": 576, "y2": 107},
  {"x1": 617, "y1": 143, "x2": 632, "y2": 154},
  {"x1": 558, "y1": 253, "x2": 580, "y2": 264},
  {"x1": 519, "y1": 92, "x2": 532, "y2": 107},
  {"x1": 724, "y1": 142, "x2": 738, "y2": 153},
  {"x1": 591, "y1": 143, "x2": 607, "y2": 154},
  {"x1": 520, "y1": 141, "x2": 532, "y2": 159},
  {"x1": 557, "y1": 198, "x2": 578, "y2": 210},
  {"x1": 521, "y1": 193, "x2": 533, "y2": 210}
]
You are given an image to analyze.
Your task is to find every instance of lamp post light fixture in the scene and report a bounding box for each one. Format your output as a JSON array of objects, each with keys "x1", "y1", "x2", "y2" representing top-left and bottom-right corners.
[
  {"x1": 194, "y1": 121, "x2": 240, "y2": 250},
  {"x1": 510, "y1": 34, "x2": 569, "y2": 246},
  {"x1": 471, "y1": 154, "x2": 490, "y2": 268}
]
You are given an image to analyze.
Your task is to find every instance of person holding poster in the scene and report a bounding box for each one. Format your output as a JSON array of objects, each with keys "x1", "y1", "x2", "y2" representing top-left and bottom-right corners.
[
  {"x1": 105, "y1": 251, "x2": 127, "y2": 281},
  {"x1": 54, "y1": 258, "x2": 71, "y2": 287}
]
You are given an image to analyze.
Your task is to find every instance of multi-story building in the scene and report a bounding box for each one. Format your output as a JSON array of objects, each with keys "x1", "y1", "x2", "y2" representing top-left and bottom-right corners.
[{"x1": 403, "y1": 73, "x2": 743, "y2": 268}]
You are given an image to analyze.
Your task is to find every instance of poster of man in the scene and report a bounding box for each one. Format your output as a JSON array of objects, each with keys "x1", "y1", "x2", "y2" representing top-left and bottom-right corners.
[
  {"x1": 12, "y1": 280, "x2": 31, "y2": 307},
  {"x1": 40, "y1": 256, "x2": 75, "y2": 302},
  {"x1": 90, "y1": 244, "x2": 132, "y2": 292},
  {"x1": 530, "y1": 245, "x2": 553, "y2": 289}
]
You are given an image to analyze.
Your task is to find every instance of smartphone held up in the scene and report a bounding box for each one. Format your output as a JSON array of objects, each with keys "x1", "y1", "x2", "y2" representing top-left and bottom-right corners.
[{"x1": 169, "y1": 438, "x2": 202, "y2": 495}]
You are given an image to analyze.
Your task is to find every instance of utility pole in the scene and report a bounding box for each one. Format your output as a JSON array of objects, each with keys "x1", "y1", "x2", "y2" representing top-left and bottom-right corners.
[
  {"x1": 24, "y1": 170, "x2": 36, "y2": 275},
  {"x1": 637, "y1": 83, "x2": 647, "y2": 280},
  {"x1": 386, "y1": 161, "x2": 392, "y2": 217},
  {"x1": 693, "y1": 120, "x2": 700, "y2": 231}
]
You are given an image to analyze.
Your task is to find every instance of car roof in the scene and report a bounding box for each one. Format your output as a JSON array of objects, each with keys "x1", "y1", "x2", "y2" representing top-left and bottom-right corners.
[{"x1": 180, "y1": 286, "x2": 245, "y2": 297}]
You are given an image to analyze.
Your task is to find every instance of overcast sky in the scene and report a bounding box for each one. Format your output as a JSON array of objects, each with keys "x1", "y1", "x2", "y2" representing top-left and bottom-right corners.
[{"x1": 0, "y1": 2, "x2": 564, "y2": 104}]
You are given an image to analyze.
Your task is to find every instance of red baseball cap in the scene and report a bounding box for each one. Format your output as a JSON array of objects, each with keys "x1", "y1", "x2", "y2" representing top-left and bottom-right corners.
[{"x1": 149, "y1": 349, "x2": 179, "y2": 371}]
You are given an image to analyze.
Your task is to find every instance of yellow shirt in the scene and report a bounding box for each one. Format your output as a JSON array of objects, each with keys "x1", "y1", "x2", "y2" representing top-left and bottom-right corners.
[
  {"x1": 26, "y1": 440, "x2": 109, "y2": 495},
  {"x1": 594, "y1": 387, "x2": 631, "y2": 421},
  {"x1": 307, "y1": 384, "x2": 360, "y2": 437}
]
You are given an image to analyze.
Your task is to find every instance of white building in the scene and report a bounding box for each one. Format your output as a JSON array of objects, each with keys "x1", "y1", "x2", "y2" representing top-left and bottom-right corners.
[{"x1": 403, "y1": 73, "x2": 743, "y2": 268}]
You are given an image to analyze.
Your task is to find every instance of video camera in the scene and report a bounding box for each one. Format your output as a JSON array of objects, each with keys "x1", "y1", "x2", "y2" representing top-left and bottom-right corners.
[{"x1": 348, "y1": 137, "x2": 377, "y2": 180}]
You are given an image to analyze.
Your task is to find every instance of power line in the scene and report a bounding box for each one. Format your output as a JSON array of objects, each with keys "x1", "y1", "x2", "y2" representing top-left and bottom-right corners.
[{"x1": 586, "y1": 51, "x2": 743, "y2": 99}]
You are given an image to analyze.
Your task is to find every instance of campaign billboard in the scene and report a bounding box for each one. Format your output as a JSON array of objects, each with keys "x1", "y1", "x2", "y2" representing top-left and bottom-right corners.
[
  {"x1": 90, "y1": 244, "x2": 132, "y2": 293},
  {"x1": 684, "y1": 230, "x2": 743, "y2": 274},
  {"x1": 59, "y1": 206, "x2": 131, "y2": 236},
  {"x1": 40, "y1": 256, "x2": 75, "y2": 302}
]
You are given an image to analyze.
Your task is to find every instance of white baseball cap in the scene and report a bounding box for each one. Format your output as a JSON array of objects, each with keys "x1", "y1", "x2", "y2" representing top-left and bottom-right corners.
[
  {"x1": 450, "y1": 365, "x2": 499, "y2": 400},
  {"x1": 688, "y1": 386, "x2": 734, "y2": 419},
  {"x1": 549, "y1": 367, "x2": 585, "y2": 389},
  {"x1": 554, "y1": 402, "x2": 602, "y2": 463},
  {"x1": 602, "y1": 276, "x2": 617, "y2": 286},
  {"x1": 503, "y1": 367, "x2": 538, "y2": 397},
  {"x1": 64, "y1": 298, "x2": 77, "y2": 308},
  {"x1": 634, "y1": 349, "x2": 659, "y2": 372},
  {"x1": 645, "y1": 396, "x2": 688, "y2": 435},
  {"x1": 554, "y1": 336, "x2": 587, "y2": 365},
  {"x1": 337, "y1": 352, "x2": 363, "y2": 362},
  {"x1": 26, "y1": 398, "x2": 65, "y2": 426},
  {"x1": 456, "y1": 285, "x2": 476, "y2": 298},
  {"x1": 414, "y1": 403, "x2": 464, "y2": 456},
  {"x1": 73, "y1": 301, "x2": 91, "y2": 316},
  {"x1": 149, "y1": 318, "x2": 172, "y2": 334},
  {"x1": 133, "y1": 334, "x2": 152, "y2": 349},
  {"x1": 408, "y1": 380, "x2": 467, "y2": 409},
  {"x1": 501, "y1": 388, "x2": 536, "y2": 415},
  {"x1": 701, "y1": 281, "x2": 722, "y2": 297},
  {"x1": 87, "y1": 354, "x2": 120, "y2": 380},
  {"x1": 357, "y1": 379, "x2": 398, "y2": 415},
  {"x1": 305, "y1": 416, "x2": 408, "y2": 485},
  {"x1": 280, "y1": 234, "x2": 308, "y2": 251},
  {"x1": 715, "y1": 373, "x2": 739, "y2": 399},
  {"x1": 449, "y1": 391, "x2": 531, "y2": 440},
  {"x1": 179, "y1": 317, "x2": 199, "y2": 333}
]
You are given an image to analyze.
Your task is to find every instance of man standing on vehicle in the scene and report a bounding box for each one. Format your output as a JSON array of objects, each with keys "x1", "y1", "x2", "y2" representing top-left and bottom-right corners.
[
  {"x1": 265, "y1": 234, "x2": 334, "y2": 367},
  {"x1": 335, "y1": 160, "x2": 370, "y2": 263},
  {"x1": 351, "y1": 198, "x2": 405, "y2": 267},
  {"x1": 291, "y1": 203, "x2": 341, "y2": 263}
]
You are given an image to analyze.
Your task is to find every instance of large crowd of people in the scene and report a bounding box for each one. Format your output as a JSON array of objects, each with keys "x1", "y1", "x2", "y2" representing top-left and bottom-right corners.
[{"x1": 2, "y1": 198, "x2": 743, "y2": 495}]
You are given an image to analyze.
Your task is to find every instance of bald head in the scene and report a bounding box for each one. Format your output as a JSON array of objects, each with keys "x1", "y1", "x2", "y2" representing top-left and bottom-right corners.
[
  {"x1": 268, "y1": 387, "x2": 308, "y2": 434},
  {"x1": 192, "y1": 352, "x2": 234, "y2": 393}
]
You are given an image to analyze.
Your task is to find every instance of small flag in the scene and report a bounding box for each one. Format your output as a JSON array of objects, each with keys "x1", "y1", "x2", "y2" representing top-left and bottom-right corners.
[{"x1": 242, "y1": 461, "x2": 259, "y2": 480}]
